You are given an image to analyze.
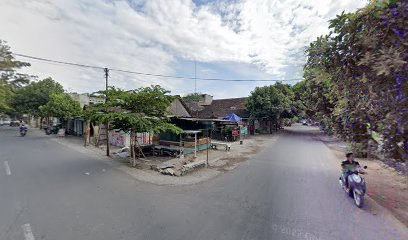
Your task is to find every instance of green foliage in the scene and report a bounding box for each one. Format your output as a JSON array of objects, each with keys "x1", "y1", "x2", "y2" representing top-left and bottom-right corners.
[
  {"x1": 39, "y1": 94, "x2": 82, "y2": 120},
  {"x1": 247, "y1": 83, "x2": 292, "y2": 123},
  {"x1": 182, "y1": 92, "x2": 204, "y2": 103},
  {"x1": 84, "y1": 85, "x2": 182, "y2": 135},
  {"x1": 303, "y1": 1, "x2": 407, "y2": 159},
  {"x1": 0, "y1": 40, "x2": 31, "y2": 112},
  {"x1": 10, "y1": 78, "x2": 64, "y2": 116}
]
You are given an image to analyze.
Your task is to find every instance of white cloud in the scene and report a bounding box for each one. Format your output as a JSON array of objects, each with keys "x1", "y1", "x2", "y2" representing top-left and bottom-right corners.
[{"x1": 0, "y1": 0, "x2": 367, "y2": 97}]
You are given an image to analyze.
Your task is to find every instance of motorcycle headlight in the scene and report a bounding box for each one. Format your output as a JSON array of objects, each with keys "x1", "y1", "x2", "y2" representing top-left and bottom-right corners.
[{"x1": 352, "y1": 175, "x2": 362, "y2": 183}]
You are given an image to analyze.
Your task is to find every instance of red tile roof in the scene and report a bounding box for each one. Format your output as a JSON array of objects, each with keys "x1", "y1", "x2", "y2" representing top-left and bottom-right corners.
[{"x1": 193, "y1": 97, "x2": 250, "y2": 119}]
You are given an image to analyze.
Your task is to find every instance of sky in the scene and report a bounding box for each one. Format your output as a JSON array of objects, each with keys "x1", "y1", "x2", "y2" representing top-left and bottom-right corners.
[{"x1": 0, "y1": 0, "x2": 367, "y2": 99}]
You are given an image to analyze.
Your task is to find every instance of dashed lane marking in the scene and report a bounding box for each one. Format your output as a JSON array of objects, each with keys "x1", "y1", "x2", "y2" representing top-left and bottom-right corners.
[
  {"x1": 3, "y1": 161, "x2": 11, "y2": 175},
  {"x1": 22, "y1": 224, "x2": 35, "y2": 240}
]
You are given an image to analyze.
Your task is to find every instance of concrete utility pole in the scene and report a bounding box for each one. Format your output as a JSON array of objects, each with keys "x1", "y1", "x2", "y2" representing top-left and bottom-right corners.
[
  {"x1": 206, "y1": 129, "x2": 209, "y2": 167},
  {"x1": 194, "y1": 61, "x2": 197, "y2": 94},
  {"x1": 104, "y1": 68, "x2": 110, "y2": 156}
]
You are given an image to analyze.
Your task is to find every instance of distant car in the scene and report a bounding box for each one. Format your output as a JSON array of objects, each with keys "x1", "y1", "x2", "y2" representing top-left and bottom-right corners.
[
  {"x1": 2, "y1": 120, "x2": 11, "y2": 126},
  {"x1": 10, "y1": 121, "x2": 20, "y2": 127},
  {"x1": 302, "y1": 121, "x2": 308, "y2": 126}
]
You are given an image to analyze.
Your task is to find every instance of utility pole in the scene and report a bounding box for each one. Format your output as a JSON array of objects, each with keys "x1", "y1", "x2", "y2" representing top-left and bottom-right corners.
[
  {"x1": 194, "y1": 61, "x2": 197, "y2": 94},
  {"x1": 206, "y1": 128, "x2": 210, "y2": 167},
  {"x1": 104, "y1": 68, "x2": 110, "y2": 156}
]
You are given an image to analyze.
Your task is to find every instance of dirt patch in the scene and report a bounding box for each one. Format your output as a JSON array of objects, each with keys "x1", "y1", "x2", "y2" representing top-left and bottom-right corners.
[
  {"x1": 114, "y1": 133, "x2": 279, "y2": 185},
  {"x1": 208, "y1": 135, "x2": 273, "y2": 172},
  {"x1": 317, "y1": 132, "x2": 408, "y2": 227}
]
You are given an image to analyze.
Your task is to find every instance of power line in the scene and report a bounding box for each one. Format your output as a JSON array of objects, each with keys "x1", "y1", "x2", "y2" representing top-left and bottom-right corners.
[
  {"x1": 14, "y1": 53, "x2": 104, "y2": 70},
  {"x1": 14, "y1": 53, "x2": 304, "y2": 82}
]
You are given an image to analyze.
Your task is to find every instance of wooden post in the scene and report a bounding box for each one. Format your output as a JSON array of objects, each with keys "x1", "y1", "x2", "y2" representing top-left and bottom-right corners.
[
  {"x1": 194, "y1": 133, "x2": 197, "y2": 158},
  {"x1": 106, "y1": 123, "x2": 110, "y2": 156}
]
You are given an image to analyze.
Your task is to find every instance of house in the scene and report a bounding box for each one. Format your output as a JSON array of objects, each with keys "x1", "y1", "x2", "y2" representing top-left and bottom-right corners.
[
  {"x1": 160, "y1": 97, "x2": 213, "y2": 156},
  {"x1": 65, "y1": 93, "x2": 106, "y2": 137},
  {"x1": 68, "y1": 92, "x2": 105, "y2": 108},
  {"x1": 195, "y1": 97, "x2": 250, "y2": 120},
  {"x1": 184, "y1": 97, "x2": 251, "y2": 140},
  {"x1": 187, "y1": 96, "x2": 276, "y2": 136}
]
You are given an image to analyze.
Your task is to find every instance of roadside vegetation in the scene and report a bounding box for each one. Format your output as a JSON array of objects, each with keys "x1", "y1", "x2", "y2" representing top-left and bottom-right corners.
[{"x1": 301, "y1": 0, "x2": 407, "y2": 161}]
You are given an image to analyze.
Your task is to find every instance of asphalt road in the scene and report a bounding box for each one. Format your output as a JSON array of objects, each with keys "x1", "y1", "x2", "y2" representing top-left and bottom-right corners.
[{"x1": 0, "y1": 125, "x2": 407, "y2": 240}]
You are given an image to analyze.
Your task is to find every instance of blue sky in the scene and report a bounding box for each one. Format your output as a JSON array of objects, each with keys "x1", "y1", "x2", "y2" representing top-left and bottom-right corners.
[{"x1": 0, "y1": 0, "x2": 367, "y2": 98}]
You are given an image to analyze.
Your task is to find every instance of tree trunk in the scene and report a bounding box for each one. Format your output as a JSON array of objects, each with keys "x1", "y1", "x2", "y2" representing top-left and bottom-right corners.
[
  {"x1": 130, "y1": 131, "x2": 136, "y2": 167},
  {"x1": 84, "y1": 122, "x2": 90, "y2": 147}
]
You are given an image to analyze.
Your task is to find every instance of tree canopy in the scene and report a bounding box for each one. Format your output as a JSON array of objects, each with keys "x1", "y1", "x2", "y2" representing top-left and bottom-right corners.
[
  {"x1": 84, "y1": 85, "x2": 182, "y2": 135},
  {"x1": 246, "y1": 83, "x2": 293, "y2": 127},
  {"x1": 39, "y1": 94, "x2": 82, "y2": 120},
  {"x1": 302, "y1": 0, "x2": 407, "y2": 159},
  {"x1": 0, "y1": 40, "x2": 31, "y2": 112},
  {"x1": 182, "y1": 93, "x2": 204, "y2": 103},
  {"x1": 10, "y1": 77, "x2": 64, "y2": 116}
]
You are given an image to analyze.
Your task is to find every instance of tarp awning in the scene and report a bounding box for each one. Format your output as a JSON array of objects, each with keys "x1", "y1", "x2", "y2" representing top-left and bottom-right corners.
[{"x1": 223, "y1": 113, "x2": 241, "y2": 123}]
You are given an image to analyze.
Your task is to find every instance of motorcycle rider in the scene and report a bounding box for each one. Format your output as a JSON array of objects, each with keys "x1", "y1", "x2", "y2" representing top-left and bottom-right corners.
[
  {"x1": 19, "y1": 120, "x2": 27, "y2": 133},
  {"x1": 341, "y1": 153, "x2": 360, "y2": 192}
]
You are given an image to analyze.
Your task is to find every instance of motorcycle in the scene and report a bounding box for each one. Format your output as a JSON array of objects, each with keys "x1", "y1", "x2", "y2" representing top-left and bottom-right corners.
[
  {"x1": 45, "y1": 123, "x2": 62, "y2": 135},
  {"x1": 20, "y1": 126, "x2": 28, "y2": 136},
  {"x1": 339, "y1": 166, "x2": 368, "y2": 208}
]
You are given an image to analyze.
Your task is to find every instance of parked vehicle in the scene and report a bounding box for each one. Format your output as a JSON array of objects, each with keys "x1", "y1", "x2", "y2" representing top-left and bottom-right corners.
[
  {"x1": 45, "y1": 123, "x2": 62, "y2": 135},
  {"x1": 302, "y1": 121, "x2": 308, "y2": 126},
  {"x1": 10, "y1": 121, "x2": 20, "y2": 127},
  {"x1": 339, "y1": 166, "x2": 368, "y2": 208},
  {"x1": 1, "y1": 120, "x2": 11, "y2": 126}
]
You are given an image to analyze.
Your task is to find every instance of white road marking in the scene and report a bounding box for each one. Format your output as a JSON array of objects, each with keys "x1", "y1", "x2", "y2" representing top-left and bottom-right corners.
[
  {"x1": 3, "y1": 161, "x2": 11, "y2": 175},
  {"x1": 22, "y1": 224, "x2": 35, "y2": 240}
]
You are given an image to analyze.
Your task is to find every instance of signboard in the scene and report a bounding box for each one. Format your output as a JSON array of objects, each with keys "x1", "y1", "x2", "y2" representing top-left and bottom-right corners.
[{"x1": 111, "y1": 132, "x2": 126, "y2": 147}]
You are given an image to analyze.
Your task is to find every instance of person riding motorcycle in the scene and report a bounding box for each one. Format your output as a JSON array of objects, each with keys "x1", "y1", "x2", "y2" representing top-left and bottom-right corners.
[
  {"x1": 19, "y1": 121, "x2": 27, "y2": 132},
  {"x1": 341, "y1": 153, "x2": 361, "y2": 192}
]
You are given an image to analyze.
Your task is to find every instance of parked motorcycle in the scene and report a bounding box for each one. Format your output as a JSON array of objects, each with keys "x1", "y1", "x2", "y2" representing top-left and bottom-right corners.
[
  {"x1": 339, "y1": 166, "x2": 368, "y2": 208},
  {"x1": 45, "y1": 123, "x2": 62, "y2": 135},
  {"x1": 20, "y1": 126, "x2": 28, "y2": 136}
]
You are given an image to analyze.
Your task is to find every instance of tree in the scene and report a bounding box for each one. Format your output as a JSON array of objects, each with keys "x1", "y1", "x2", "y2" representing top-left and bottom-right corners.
[
  {"x1": 0, "y1": 40, "x2": 31, "y2": 112},
  {"x1": 10, "y1": 77, "x2": 64, "y2": 116},
  {"x1": 39, "y1": 94, "x2": 82, "y2": 120},
  {"x1": 182, "y1": 92, "x2": 204, "y2": 103},
  {"x1": 303, "y1": 1, "x2": 407, "y2": 159},
  {"x1": 84, "y1": 85, "x2": 182, "y2": 166},
  {"x1": 247, "y1": 84, "x2": 292, "y2": 133}
]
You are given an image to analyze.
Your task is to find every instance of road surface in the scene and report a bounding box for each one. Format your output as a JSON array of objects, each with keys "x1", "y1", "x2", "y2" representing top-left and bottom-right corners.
[{"x1": 0, "y1": 125, "x2": 407, "y2": 240}]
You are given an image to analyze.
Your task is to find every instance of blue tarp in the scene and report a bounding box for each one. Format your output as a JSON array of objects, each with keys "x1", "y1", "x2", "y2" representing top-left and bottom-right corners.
[{"x1": 223, "y1": 113, "x2": 242, "y2": 123}]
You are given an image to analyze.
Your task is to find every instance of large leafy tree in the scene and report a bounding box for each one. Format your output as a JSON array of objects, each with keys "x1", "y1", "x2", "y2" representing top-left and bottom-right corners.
[
  {"x1": 182, "y1": 92, "x2": 204, "y2": 103},
  {"x1": 247, "y1": 83, "x2": 292, "y2": 132},
  {"x1": 303, "y1": 1, "x2": 407, "y2": 159},
  {"x1": 10, "y1": 77, "x2": 64, "y2": 116},
  {"x1": 0, "y1": 40, "x2": 31, "y2": 112},
  {"x1": 39, "y1": 94, "x2": 82, "y2": 120},
  {"x1": 84, "y1": 85, "x2": 182, "y2": 166}
]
